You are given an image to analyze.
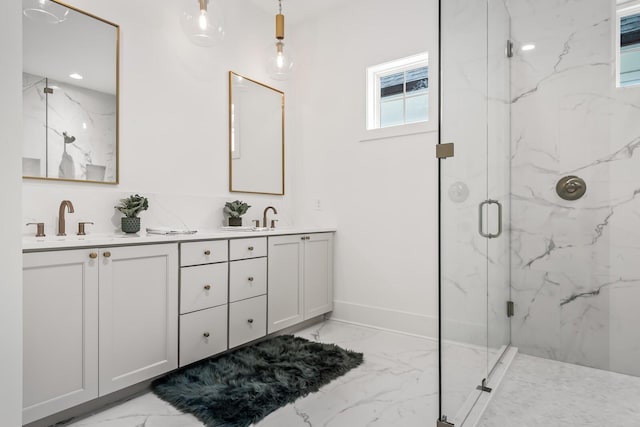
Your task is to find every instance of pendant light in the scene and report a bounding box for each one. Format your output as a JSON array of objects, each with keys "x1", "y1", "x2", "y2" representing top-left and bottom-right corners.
[
  {"x1": 266, "y1": 0, "x2": 294, "y2": 80},
  {"x1": 22, "y1": 0, "x2": 69, "y2": 24},
  {"x1": 181, "y1": 0, "x2": 225, "y2": 47}
]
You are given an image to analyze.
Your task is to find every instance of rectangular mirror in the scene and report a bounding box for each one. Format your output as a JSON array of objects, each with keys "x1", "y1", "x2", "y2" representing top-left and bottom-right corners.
[
  {"x1": 22, "y1": 0, "x2": 119, "y2": 184},
  {"x1": 229, "y1": 71, "x2": 284, "y2": 195}
]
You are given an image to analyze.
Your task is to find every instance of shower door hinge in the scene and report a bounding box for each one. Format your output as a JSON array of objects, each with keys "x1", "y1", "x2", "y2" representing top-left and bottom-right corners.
[
  {"x1": 507, "y1": 300, "x2": 514, "y2": 318},
  {"x1": 437, "y1": 417, "x2": 455, "y2": 427},
  {"x1": 476, "y1": 378, "x2": 493, "y2": 393},
  {"x1": 506, "y1": 40, "x2": 514, "y2": 58},
  {"x1": 436, "y1": 143, "x2": 454, "y2": 159},
  {"x1": 44, "y1": 87, "x2": 54, "y2": 94}
]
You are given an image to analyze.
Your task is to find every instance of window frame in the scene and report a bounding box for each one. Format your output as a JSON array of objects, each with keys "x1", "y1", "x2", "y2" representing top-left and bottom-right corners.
[
  {"x1": 616, "y1": 1, "x2": 640, "y2": 88},
  {"x1": 367, "y1": 52, "x2": 429, "y2": 131}
]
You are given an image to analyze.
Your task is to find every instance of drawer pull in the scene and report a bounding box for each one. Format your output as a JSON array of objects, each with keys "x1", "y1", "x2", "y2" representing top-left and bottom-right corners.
[
  {"x1": 248, "y1": 277, "x2": 254, "y2": 282},
  {"x1": 203, "y1": 284, "x2": 211, "y2": 291},
  {"x1": 89, "y1": 252, "x2": 98, "y2": 259},
  {"x1": 248, "y1": 246, "x2": 254, "y2": 251},
  {"x1": 301, "y1": 236, "x2": 305, "y2": 240},
  {"x1": 247, "y1": 319, "x2": 254, "y2": 324},
  {"x1": 204, "y1": 250, "x2": 211, "y2": 256},
  {"x1": 103, "y1": 251, "x2": 112, "y2": 258},
  {"x1": 203, "y1": 332, "x2": 210, "y2": 338}
]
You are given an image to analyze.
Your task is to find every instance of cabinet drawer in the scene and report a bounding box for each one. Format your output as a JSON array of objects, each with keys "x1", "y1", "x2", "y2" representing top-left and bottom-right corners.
[
  {"x1": 229, "y1": 295, "x2": 267, "y2": 348},
  {"x1": 229, "y1": 258, "x2": 267, "y2": 302},
  {"x1": 180, "y1": 263, "x2": 228, "y2": 314},
  {"x1": 229, "y1": 237, "x2": 267, "y2": 260},
  {"x1": 181, "y1": 240, "x2": 228, "y2": 266},
  {"x1": 179, "y1": 305, "x2": 228, "y2": 367}
]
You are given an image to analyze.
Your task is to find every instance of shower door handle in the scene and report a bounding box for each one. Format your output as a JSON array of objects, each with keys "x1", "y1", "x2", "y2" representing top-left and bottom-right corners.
[{"x1": 478, "y1": 199, "x2": 502, "y2": 239}]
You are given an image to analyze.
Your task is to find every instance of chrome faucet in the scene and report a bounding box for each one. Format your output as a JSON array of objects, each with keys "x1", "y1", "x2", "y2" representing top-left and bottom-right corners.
[
  {"x1": 57, "y1": 200, "x2": 75, "y2": 236},
  {"x1": 263, "y1": 206, "x2": 278, "y2": 228}
]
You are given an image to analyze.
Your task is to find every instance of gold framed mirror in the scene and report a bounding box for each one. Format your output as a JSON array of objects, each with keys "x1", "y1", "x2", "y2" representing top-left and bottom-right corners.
[
  {"x1": 229, "y1": 71, "x2": 284, "y2": 195},
  {"x1": 22, "y1": 0, "x2": 119, "y2": 184}
]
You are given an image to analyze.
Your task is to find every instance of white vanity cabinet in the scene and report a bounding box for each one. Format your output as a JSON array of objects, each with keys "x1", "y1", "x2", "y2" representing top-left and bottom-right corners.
[
  {"x1": 23, "y1": 249, "x2": 99, "y2": 425},
  {"x1": 178, "y1": 240, "x2": 229, "y2": 367},
  {"x1": 268, "y1": 233, "x2": 334, "y2": 333},
  {"x1": 98, "y1": 244, "x2": 179, "y2": 395},
  {"x1": 228, "y1": 238, "x2": 268, "y2": 348},
  {"x1": 22, "y1": 243, "x2": 178, "y2": 424}
]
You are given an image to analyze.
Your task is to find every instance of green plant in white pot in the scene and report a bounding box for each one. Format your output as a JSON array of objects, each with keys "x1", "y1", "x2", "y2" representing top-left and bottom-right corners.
[
  {"x1": 115, "y1": 194, "x2": 149, "y2": 233},
  {"x1": 224, "y1": 200, "x2": 251, "y2": 226}
]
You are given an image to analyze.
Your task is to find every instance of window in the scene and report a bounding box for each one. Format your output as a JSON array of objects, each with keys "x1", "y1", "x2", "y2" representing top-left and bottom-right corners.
[
  {"x1": 617, "y1": 2, "x2": 640, "y2": 87},
  {"x1": 367, "y1": 53, "x2": 429, "y2": 130}
]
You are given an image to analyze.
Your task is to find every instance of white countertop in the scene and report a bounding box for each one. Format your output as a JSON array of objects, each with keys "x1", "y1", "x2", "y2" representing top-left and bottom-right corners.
[{"x1": 22, "y1": 226, "x2": 337, "y2": 252}]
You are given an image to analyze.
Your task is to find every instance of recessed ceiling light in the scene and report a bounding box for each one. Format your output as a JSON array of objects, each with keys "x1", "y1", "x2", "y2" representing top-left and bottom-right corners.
[
  {"x1": 69, "y1": 73, "x2": 83, "y2": 80},
  {"x1": 521, "y1": 44, "x2": 536, "y2": 51}
]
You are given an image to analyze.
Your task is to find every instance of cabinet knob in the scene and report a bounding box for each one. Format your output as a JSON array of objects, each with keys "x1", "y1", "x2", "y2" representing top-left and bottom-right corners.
[
  {"x1": 204, "y1": 284, "x2": 211, "y2": 291},
  {"x1": 203, "y1": 332, "x2": 210, "y2": 338},
  {"x1": 248, "y1": 246, "x2": 254, "y2": 251},
  {"x1": 247, "y1": 319, "x2": 254, "y2": 324},
  {"x1": 89, "y1": 252, "x2": 98, "y2": 259},
  {"x1": 301, "y1": 236, "x2": 306, "y2": 240},
  {"x1": 204, "y1": 250, "x2": 211, "y2": 256},
  {"x1": 248, "y1": 277, "x2": 254, "y2": 282},
  {"x1": 103, "y1": 251, "x2": 111, "y2": 258},
  {"x1": 306, "y1": 236, "x2": 311, "y2": 240}
]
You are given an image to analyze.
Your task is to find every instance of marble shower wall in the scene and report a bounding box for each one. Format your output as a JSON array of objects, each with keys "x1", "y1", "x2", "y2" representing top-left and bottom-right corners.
[
  {"x1": 22, "y1": 72, "x2": 117, "y2": 182},
  {"x1": 508, "y1": 0, "x2": 640, "y2": 376}
]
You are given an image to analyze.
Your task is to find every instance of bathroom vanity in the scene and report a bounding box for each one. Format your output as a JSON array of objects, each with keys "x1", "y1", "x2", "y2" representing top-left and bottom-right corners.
[{"x1": 21, "y1": 228, "x2": 334, "y2": 425}]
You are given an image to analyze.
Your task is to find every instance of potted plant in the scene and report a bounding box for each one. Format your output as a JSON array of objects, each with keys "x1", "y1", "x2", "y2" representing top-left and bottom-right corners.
[
  {"x1": 115, "y1": 194, "x2": 149, "y2": 233},
  {"x1": 224, "y1": 200, "x2": 251, "y2": 226}
]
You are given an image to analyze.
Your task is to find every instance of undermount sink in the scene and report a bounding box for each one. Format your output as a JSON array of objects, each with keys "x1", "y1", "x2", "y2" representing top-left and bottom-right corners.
[{"x1": 219, "y1": 226, "x2": 273, "y2": 232}]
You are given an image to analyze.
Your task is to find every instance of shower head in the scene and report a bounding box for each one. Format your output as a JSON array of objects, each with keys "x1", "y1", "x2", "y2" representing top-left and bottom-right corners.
[{"x1": 63, "y1": 131, "x2": 76, "y2": 144}]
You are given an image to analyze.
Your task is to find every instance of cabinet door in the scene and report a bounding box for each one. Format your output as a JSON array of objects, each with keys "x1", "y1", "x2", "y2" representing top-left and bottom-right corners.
[
  {"x1": 267, "y1": 235, "x2": 304, "y2": 333},
  {"x1": 304, "y1": 233, "x2": 334, "y2": 320},
  {"x1": 99, "y1": 244, "x2": 178, "y2": 396},
  {"x1": 23, "y1": 250, "x2": 99, "y2": 424}
]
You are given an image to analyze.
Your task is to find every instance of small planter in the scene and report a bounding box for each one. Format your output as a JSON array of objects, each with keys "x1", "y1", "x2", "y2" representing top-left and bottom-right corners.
[
  {"x1": 228, "y1": 217, "x2": 243, "y2": 227},
  {"x1": 121, "y1": 217, "x2": 141, "y2": 233}
]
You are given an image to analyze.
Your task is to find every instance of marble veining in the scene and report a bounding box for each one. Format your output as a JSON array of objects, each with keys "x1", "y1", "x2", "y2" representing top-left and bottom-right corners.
[
  {"x1": 22, "y1": 72, "x2": 116, "y2": 182},
  {"x1": 508, "y1": 0, "x2": 640, "y2": 375},
  {"x1": 478, "y1": 353, "x2": 640, "y2": 426},
  {"x1": 63, "y1": 321, "x2": 460, "y2": 427}
]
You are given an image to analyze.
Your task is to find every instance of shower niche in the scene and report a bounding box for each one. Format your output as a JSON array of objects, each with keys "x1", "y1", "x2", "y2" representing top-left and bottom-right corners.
[{"x1": 22, "y1": 0, "x2": 119, "y2": 184}]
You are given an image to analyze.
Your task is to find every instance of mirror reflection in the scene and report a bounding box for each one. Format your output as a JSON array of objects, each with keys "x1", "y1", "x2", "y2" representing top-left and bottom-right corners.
[
  {"x1": 22, "y1": 0, "x2": 119, "y2": 183},
  {"x1": 229, "y1": 72, "x2": 284, "y2": 195}
]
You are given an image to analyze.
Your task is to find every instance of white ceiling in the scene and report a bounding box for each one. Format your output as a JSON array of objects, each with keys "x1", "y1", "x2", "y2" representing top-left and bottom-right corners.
[
  {"x1": 23, "y1": 1, "x2": 117, "y2": 94},
  {"x1": 248, "y1": 0, "x2": 345, "y2": 25}
]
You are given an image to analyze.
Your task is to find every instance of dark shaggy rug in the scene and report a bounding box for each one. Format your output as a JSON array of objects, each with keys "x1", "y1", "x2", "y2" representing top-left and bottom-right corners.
[{"x1": 152, "y1": 335, "x2": 364, "y2": 427}]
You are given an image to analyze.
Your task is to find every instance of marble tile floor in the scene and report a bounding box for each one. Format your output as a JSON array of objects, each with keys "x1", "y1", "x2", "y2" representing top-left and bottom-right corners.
[
  {"x1": 478, "y1": 353, "x2": 640, "y2": 427},
  {"x1": 65, "y1": 320, "x2": 446, "y2": 427}
]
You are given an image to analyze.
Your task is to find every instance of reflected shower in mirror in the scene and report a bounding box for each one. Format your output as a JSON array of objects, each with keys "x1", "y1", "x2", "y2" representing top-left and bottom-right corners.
[
  {"x1": 22, "y1": 0, "x2": 119, "y2": 183},
  {"x1": 229, "y1": 71, "x2": 284, "y2": 195}
]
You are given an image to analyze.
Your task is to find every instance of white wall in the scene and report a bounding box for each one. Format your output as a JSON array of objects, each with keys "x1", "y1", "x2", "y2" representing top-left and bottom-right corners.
[
  {"x1": 22, "y1": 0, "x2": 296, "y2": 235},
  {"x1": 21, "y1": 0, "x2": 440, "y2": 341},
  {"x1": 291, "y1": 0, "x2": 440, "y2": 337},
  {"x1": 0, "y1": 0, "x2": 23, "y2": 424}
]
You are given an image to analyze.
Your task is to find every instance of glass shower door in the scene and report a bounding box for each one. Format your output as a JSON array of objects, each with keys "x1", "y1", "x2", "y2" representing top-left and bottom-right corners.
[
  {"x1": 439, "y1": 0, "x2": 490, "y2": 422},
  {"x1": 439, "y1": 0, "x2": 511, "y2": 424}
]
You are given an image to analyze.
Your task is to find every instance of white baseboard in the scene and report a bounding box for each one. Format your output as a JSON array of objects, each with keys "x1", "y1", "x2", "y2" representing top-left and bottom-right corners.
[{"x1": 329, "y1": 300, "x2": 438, "y2": 339}]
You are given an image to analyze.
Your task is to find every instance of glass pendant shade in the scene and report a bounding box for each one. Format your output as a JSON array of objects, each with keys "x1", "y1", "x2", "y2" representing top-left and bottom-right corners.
[
  {"x1": 180, "y1": 0, "x2": 224, "y2": 47},
  {"x1": 266, "y1": 40, "x2": 294, "y2": 80},
  {"x1": 23, "y1": 0, "x2": 69, "y2": 24}
]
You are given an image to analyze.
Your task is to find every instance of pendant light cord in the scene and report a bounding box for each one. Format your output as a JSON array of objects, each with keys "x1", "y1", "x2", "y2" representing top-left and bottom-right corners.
[{"x1": 278, "y1": 0, "x2": 282, "y2": 15}]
